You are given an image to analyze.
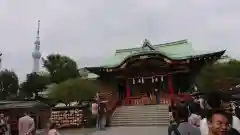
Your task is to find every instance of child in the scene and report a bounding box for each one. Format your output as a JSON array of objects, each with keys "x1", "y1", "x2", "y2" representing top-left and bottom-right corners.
[{"x1": 48, "y1": 122, "x2": 60, "y2": 135}]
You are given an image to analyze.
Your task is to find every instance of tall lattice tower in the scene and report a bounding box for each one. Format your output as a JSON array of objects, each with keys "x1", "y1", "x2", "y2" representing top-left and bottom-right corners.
[
  {"x1": 0, "y1": 53, "x2": 2, "y2": 70},
  {"x1": 32, "y1": 20, "x2": 41, "y2": 72}
]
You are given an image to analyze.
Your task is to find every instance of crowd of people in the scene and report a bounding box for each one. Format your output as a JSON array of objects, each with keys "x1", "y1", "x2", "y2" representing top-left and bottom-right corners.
[
  {"x1": 0, "y1": 92, "x2": 106, "y2": 135},
  {"x1": 169, "y1": 91, "x2": 240, "y2": 135},
  {"x1": 0, "y1": 111, "x2": 60, "y2": 135},
  {"x1": 0, "y1": 114, "x2": 10, "y2": 135}
]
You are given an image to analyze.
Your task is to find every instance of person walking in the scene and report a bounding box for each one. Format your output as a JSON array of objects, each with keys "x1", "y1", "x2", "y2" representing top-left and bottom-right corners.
[
  {"x1": 48, "y1": 122, "x2": 60, "y2": 135},
  {"x1": 91, "y1": 100, "x2": 99, "y2": 129},
  {"x1": 0, "y1": 114, "x2": 6, "y2": 135},
  {"x1": 169, "y1": 104, "x2": 201, "y2": 135},
  {"x1": 4, "y1": 116, "x2": 10, "y2": 135},
  {"x1": 18, "y1": 112, "x2": 35, "y2": 135},
  {"x1": 98, "y1": 102, "x2": 107, "y2": 130},
  {"x1": 188, "y1": 102, "x2": 201, "y2": 127}
]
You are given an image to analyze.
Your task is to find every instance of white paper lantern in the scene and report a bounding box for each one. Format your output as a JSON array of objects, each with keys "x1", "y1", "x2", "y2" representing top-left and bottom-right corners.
[
  {"x1": 155, "y1": 77, "x2": 158, "y2": 82},
  {"x1": 138, "y1": 78, "x2": 141, "y2": 83}
]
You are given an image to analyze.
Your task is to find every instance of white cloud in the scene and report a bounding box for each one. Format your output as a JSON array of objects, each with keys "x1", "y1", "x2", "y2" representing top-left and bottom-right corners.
[{"x1": 0, "y1": 0, "x2": 240, "y2": 80}]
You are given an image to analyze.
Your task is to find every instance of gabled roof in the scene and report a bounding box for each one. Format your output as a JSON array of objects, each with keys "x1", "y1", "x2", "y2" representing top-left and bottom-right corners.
[{"x1": 91, "y1": 39, "x2": 225, "y2": 68}]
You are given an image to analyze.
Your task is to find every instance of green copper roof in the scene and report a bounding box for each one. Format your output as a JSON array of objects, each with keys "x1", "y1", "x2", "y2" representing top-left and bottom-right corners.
[{"x1": 100, "y1": 39, "x2": 224, "y2": 68}]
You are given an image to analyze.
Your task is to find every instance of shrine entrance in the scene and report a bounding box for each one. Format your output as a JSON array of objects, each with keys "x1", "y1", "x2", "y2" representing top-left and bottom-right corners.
[
  {"x1": 123, "y1": 74, "x2": 174, "y2": 106},
  {"x1": 85, "y1": 39, "x2": 225, "y2": 107},
  {"x1": 126, "y1": 76, "x2": 168, "y2": 105}
]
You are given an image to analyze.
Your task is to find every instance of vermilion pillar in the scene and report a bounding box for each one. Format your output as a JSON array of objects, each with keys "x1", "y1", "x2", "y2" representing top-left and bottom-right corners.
[
  {"x1": 168, "y1": 75, "x2": 174, "y2": 106},
  {"x1": 125, "y1": 80, "x2": 131, "y2": 98}
]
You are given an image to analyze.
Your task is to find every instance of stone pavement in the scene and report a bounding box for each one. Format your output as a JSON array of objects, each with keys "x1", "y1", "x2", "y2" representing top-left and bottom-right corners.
[
  {"x1": 37, "y1": 126, "x2": 167, "y2": 135},
  {"x1": 90, "y1": 126, "x2": 167, "y2": 135}
]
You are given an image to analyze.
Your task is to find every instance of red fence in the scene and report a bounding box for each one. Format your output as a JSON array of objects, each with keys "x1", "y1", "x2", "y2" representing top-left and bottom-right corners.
[{"x1": 124, "y1": 93, "x2": 192, "y2": 106}]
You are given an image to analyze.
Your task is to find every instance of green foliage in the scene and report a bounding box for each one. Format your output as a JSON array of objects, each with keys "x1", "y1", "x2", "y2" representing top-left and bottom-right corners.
[
  {"x1": 20, "y1": 72, "x2": 50, "y2": 99},
  {"x1": 48, "y1": 78, "x2": 99, "y2": 106},
  {"x1": 0, "y1": 69, "x2": 19, "y2": 100},
  {"x1": 42, "y1": 54, "x2": 80, "y2": 84},
  {"x1": 197, "y1": 59, "x2": 240, "y2": 91}
]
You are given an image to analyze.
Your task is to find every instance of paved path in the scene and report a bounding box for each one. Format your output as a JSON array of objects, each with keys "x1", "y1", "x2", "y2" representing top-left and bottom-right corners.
[
  {"x1": 90, "y1": 126, "x2": 167, "y2": 135},
  {"x1": 37, "y1": 126, "x2": 167, "y2": 135}
]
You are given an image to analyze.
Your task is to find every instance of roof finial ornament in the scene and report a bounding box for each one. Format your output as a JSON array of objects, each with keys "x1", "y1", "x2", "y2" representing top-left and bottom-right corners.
[
  {"x1": 143, "y1": 38, "x2": 151, "y2": 46},
  {"x1": 142, "y1": 38, "x2": 155, "y2": 50}
]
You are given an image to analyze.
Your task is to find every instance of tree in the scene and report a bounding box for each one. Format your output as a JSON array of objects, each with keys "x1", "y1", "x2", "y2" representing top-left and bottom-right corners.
[
  {"x1": 48, "y1": 78, "x2": 99, "y2": 106},
  {"x1": 42, "y1": 54, "x2": 80, "y2": 84},
  {"x1": 197, "y1": 59, "x2": 240, "y2": 91},
  {"x1": 20, "y1": 72, "x2": 50, "y2": 99},
  {"x1": 0, "y1": 69, "x2": 19, "y2": 100}
]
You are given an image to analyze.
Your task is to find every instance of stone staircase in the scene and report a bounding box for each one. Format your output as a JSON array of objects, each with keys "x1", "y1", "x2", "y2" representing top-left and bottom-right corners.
[{"x1": 110, "y1": 105, "x2": 169, "y2": 126}]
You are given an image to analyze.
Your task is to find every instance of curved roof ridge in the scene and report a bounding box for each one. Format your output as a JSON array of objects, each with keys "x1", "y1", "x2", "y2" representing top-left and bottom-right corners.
[
  {"x1": 115, "y1": 39, "x2": 188, "y2": 54},
  {"x1": 153, "y1": 39, "x2": 188, "y2": 47}
]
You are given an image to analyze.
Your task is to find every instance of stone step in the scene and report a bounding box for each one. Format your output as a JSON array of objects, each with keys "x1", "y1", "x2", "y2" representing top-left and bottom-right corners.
[
  {"x1": 119, "y1": 105, "x2": 168, "y2": 109},
  {"x1": 115, "y1": 110, "x2": 168, "y2": 113},
  {"x1": 113, "y1": 112, "x2": 169, "y2": 116},
  {"x1": 119, "y1": 106, "x2": 168, "y2": 108},
  {"x1": 112, "y1": 115, "x2": 169, "y2": 119},
  {"x1": 113, "y1": 114, "x2": 169, "y2": 118},
  {"x1": 119, "y1": 106, "x2": 168, "y2": 109},
  {"x1": 110, "y1": 105, "x2": 169, "y2": 127},
  {"x1": 116, "y1": 108, "x2": 169, "y2": 112},
  {"x1": 112, "y1": 118, "x2": 169, "y2": 122},
  {"x1": 111, "y1": 122, "x2": 169, "y2": 126},
  {"x1": 110, "y1": 122, "x2": 169, "y2": 126}
]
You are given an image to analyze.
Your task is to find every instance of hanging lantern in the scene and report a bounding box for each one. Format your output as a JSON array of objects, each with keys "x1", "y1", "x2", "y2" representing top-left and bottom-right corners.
[
  {"x1": 138, "y1": 78, "x2": 141, "y2": 83},
  {"x1": 133, "y1": 78, "x2": 135, "y2": 84},
  {"x1": 152, "y1": 77, "x2": 154, "y2": 83},
  {"x1": 141, "y1": 78, "x2": 144, "y2": 84},
  {"x1": 161, "y1": 76, "x2": 163, "y2": 82},
  {"x1": 155, "y1": 77, "x2": 158, "y2": 82}
]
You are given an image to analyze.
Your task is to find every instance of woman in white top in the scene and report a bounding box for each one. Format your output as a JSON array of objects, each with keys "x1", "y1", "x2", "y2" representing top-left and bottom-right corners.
[
  {"x1": 91, "y1": 101, "x2": 98, "y2": 116},
  {"x1": 188, "y1": 103, "x2": 201, "y2": 127},
  {"x1": 91, "y1": 100, "x2": 99, "y2": 128}
]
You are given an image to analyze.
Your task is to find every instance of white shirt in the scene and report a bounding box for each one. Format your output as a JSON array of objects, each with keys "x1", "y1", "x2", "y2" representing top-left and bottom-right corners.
[
  {"x1": 200, "y1": 116, "x2": 240, "y2": 135},
  {"x1": 48, "y1": 129, "x2": 60, "y2": 135},
  {"x1": 91, "y1": 103, "x2": 98, "y2": 115},
  {"x1": 188, "y1": 114, "x2": 201, "y2": 127}
]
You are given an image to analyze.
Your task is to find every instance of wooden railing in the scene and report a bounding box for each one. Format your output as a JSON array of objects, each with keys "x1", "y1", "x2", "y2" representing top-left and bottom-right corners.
[
  {"x1": 123, "y1": 93, "x2": 192, "y2": 106},
  {"x1": 124, "y1": 96, "x2": 149, "y2": 105}
]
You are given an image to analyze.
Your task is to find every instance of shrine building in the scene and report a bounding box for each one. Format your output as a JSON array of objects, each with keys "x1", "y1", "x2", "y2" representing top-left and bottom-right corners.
[{"x1": 85, "y1": 39, "x2": 225, "y2": 105}]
